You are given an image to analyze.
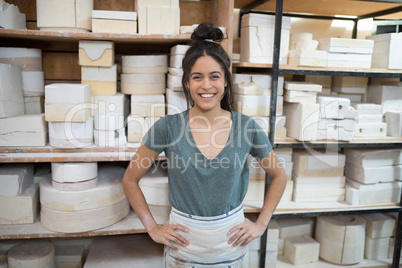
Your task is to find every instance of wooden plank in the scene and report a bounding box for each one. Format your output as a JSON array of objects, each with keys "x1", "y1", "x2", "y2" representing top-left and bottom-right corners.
[
  {"x1": 211, "y1": 0, "x2": 234, "y2": 59},
  {"x1": 43, "y1": 52, "x2": 81, "y2": 80},
  {"x1": 94, "y1": 0, "x2": 134, "y2": 11},
  {"x1": 180, "y1": 1, "x2": 211, "y2": 26}
]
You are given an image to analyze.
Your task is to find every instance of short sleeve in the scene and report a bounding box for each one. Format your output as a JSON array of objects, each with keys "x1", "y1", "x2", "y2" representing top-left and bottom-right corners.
[
  {"x1": 142, "y1": 117, "x2": 168, "y2": 154},
  {"x1": 249, "y1": 119, "x2": 272, "y2": 159}
]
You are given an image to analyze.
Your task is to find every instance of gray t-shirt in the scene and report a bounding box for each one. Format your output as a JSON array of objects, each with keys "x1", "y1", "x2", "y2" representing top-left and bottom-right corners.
[{"x1": 143, "y1": 110, "x2": 272, "y2": 217}]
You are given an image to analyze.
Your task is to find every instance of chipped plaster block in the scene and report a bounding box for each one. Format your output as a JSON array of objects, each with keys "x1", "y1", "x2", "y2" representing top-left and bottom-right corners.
[
  {"x1": 0, "y1": 47, "x2": 42, "y2": 71},
  {"x1": 41, "y1": 197, "x2": 129, "y2": 233},
  {"x1": 284, "y1": 90, "x2": 317, "y2": 103},
  {"x1": 346, "y1": 180, "x2": 401, "y2": 205},
  {"x1": 127, "y1": 116, "x2": 160, "y2": 143},
  {"x1": 0, "y1": 114, "x2": 46, "y2": 134},
  {"x1": 367, "y1": 33, "x2": 402, "y2": 69},
  {"x1": 0, "y1": 164, "x2": 33, "y2": 196},
  {"x1": 37, "y1": 0, "x2": 93, "y2": 32},
  {"x1": 122, "y1": 55, "x2": 168, "y2": 74},
  {"x1": 234, "y1": 94, "x2": 283, "y2": 117},
  {"x1": 0, "y1": 1, "x2": 26, "y2": 29},
  {"x1": 318, "y1": 38, "x2": 374, "y2": 53},
  {"x1": 288, "y1": 49, "x2": 328, "y2": 67},
  {"x1": 0, "y1": 63, "x2": 24, "y2": 118},
  {"x1": 21, "y1": 71, "x2": 45, "y2": 96},
  {"x1": 316, "y1": 215, "x2": 365, "y2": 265},
  {"x1": 169, "y1": 54, "x2": 185, "y2": 69},
  {"x1": 292, "y1": 151, "x2": 345, "y2": 177},
  {"x1": 357, "y1": 113, "x2": 382, "y2": 123},
  {"x1": 344, "y1": 148, "x2": 402, "y2": 168},
  {"x1": 240, "y1": 25, "x2": 289, "y2": 64},
  {"x1": 367, "y1": 85, "x2": 402, "y2": 104},
  {"x1": 146, "y1": 7, "x2": 179, "y2": 34},
  {"x1": 317, "y1": 96, "x2": 351, "y2": 119},
  {"x1": 40, "y1": 165, "x2": 126, "y2": 211},
  {"x1": 84, "y1": 234, "x2": 164, "y2": 268},
  {"x1": 365, "y1": 236, "x2": 390, "y2": 260},
  {"x1": 45, "y1": 83, "x2": 91, "y2": 122},
  {"x1": 317, "y1": 127, "x2": 355, "y2": 141},
  {"x1": 318, "y1": 119, "x2": 355, "y2": 132},
  {"x1": 284, "y1": 236, "x2": 319, "y2": 265},
  {"x1": 345, "y1": 164, "x2": 400, "y2": 184},
  {"x1": 290, "y1": 32, "x2": 313, "y2": 49},
  {"x1": 171, "y1": 44, "x2": 190, "y2": 55},
  {"x1": 51, "y1": 162, "x2": 97, "y2": 183},
  {"x1": 131, "y1": 95, "x2": 165, "y2": 117},
  {"x1": 355, "y1": 122, "x2": 387, "y2": 138},
  {"x1": 167, "y1": 73, "x2": 183, "y2": 91},
  {"x1": 24, "y1": 96, "x2": 44, "y2": 114},
  {"x1": 386, "y1": 111, "x2": 402, "y2": 137},
  {"x1": 82, "y1": 65, "x2": 117, "y2": 95},
  {"x1": 166, "y1": 87, "x2": 187, "y2": 115},
  {"x1": 361, "y1": 213, "x2": 395, "y2": 239},
  {"x1": 94, "y1": 114, "x2": 125, "y2": 130},
  {"x1": 78, "y1": 41, "x2": 114, "y2": 67},
  {"x1": 48, "y1": 118, "x2": 93, "y2": 148},
  {"x1": 283, "y1": 102, "x2": 319, "y2": 141},
  {"x1": 121, "y1": 73, "x2": 166, "y2": 95},
  {"x1": 8, "y1": 241, "x2": 55, "y2": 268},
  {"x1": 92, "y1": 93, "x2": 129, "y2": 117},
  {"x1": 94, "y1": 128, "x2": 126, "y2": 147},
  {"x1": 0, "y1": 183, "x2": 38, "y2": 224}
]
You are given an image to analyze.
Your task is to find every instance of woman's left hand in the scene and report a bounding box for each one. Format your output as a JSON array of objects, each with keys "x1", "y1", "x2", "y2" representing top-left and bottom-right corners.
[{"x1": 227, "y1": 218, "x2": 267, "y2": 247}]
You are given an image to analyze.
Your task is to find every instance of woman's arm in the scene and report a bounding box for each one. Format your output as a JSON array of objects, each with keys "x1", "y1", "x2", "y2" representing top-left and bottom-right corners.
[
  {"x1": 122, "y1": 144, "x2": 189, "y2": 250},
  {"x1": 228, "y1": 149, "x2": 287, "y2": 246}
]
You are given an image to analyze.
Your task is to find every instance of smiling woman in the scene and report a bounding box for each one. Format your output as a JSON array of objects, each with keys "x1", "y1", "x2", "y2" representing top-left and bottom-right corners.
[{"x1": 122, "y1": 22, "x2": 287, "y2": 268}]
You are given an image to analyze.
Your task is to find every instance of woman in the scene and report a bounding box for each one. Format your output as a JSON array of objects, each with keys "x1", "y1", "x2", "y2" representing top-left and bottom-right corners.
[{"x1": 122, "y1": 22, "x2": 287, "y2": 267}]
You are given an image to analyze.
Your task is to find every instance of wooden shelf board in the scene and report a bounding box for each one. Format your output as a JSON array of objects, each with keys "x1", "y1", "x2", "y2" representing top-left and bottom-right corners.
[
  {"x1": 234, "y1": 0, "x2": 402, "y2": 19},
  {"x1": 243, "y1": 200, "x2": 401, "y2": 214},
  {"x1": 274, "y1": 137, "x2": 402, "y2": 148},
  {"x1": 0, "y1": 211, "x2": 146, "y2": 240},
  {"x1": 0, "y1": 29, "x2": 192, "y2": 44}
]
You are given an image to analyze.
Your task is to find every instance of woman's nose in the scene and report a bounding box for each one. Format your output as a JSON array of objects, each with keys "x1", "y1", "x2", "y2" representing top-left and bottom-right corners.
[{"x1": 202, "y1": 79, "x2": 212, "y2": 89}]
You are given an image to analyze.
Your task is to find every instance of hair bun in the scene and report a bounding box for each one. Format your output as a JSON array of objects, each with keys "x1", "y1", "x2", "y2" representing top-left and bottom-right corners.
[{"x1": 191, "y1": 23, "x2": 223, "y2": 43}]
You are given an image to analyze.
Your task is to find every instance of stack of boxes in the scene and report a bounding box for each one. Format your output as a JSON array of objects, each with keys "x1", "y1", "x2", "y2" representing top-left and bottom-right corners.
[
  {"x1": 318, "y1": 38, "x2": 374, "y2": 68},
  {"x1": 123, "y1": 55, "x2": 167, "y2": 145},
  {"x1": 292, "y1": 150, "x2": 346, "y2": 202},
  {"x1": 288, "y1": 32, "x2": 327, "y2": 67},
  {"x1": 167, "y1": 45, "x2": 189, "y2": 115},
  {"x1": 332, "y1": 76, "x2": 368, "y2": 103},
  {"x1": 39, "y1": 165, "x2": 130, "y2": 233},
  {"x1": 0, "y1": 164, "x2": 38, "y2": 225},
  {"x1": 352, "y1": 103, "x2": 386, "y2": 139},
  {"x1": 79, "y1": 40, "x2": 127, "y2": 147},
  {"x1": 283, "y1": 81, "x2": 321, "y2": 141},
  {"x1": 317, "y1": 96, "x2": 358, "y2": 141},
  {"x1": 91, "y1": 10, "x2": 137, "y2": 34},
  {"x1": 345, "y1": 148, "x2": 402, "y2": 206},
  {"x1": 240, "y1": 13, "x2": 291, "y2": 64},
  {"x1": 136, "y1": 0, "x2": 180, "y2": 34}
]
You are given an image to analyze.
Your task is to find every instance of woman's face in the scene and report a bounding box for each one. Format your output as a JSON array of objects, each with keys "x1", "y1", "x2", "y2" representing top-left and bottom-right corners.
[{"x1": 187, "y1": 55, "x2": 226, "y2": 112}]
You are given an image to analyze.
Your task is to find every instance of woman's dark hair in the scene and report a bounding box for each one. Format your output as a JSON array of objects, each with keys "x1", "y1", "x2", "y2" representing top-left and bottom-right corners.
[{"x1": 181, "y1": 22, "x2": 235, "y2": 111}]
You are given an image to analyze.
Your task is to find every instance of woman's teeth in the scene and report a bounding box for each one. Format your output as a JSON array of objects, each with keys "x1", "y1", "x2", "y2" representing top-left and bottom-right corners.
[{"x1": 200, "y1": 94, "x2": 214, "y2": 98}]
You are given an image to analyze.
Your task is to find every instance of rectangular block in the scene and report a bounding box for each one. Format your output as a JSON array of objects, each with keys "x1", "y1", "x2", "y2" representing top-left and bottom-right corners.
[
  {"x1": 276, "y1": 218, "x2": 313, "y2": 239},
  {"x1": 365, "y1": 236, "x2": 389, "y2": 260},
  {"x1": 93, "y1": 93, "x2": 129, "y2": 117},
  {"x1": 317, "y1": 96, "x2": 351, "y2": 119},
  {"x1": 241, "y1": 13, "x2": 291, "y2": 28},
  {"x1": 284, "y1": 90, "x2": 317, "y2": 103},
  {"x1": 288, "y1": 49, "x2": 328, "y2": 67},
  {"x1": 355, "y1": 122, "x2": 387, "y2": 138},
  {"x1": 357, "y1": 113, "x2": 382, "y2": 124},
  {"x1": 318, "y1": 38, "x2": 374, "y2": 53},
  {"x1": 146, "y1": 7, "x2": 179, "y2": 34},
  {"x1": 92, "y1": 19, "x2": 137, "y2": 34},
  {"x1": 352, "y1": 103, "x2": 382, "y2": 114},
  {"x1": 0, "y1": 183, "x2": 38, "y2": 224},
  {"x1": 122, "y1": 55, "x2": 168, "y2": 74},
  {"x1": 170, "y1": 45, "x2": 190, "y2": 55},
  {"x1": 79, "y1": 41, "x2": 114, "y2": 67},
  {"x1": 166, "y1": 88, "x2": 187, "y2": 115},
  {"x1": 283, "y1": 102, "x2": 319, "y2": 141},
  {"x1": 24, "y1": 96, "x2": 44, "y2": 114},
  {"x1": 292, "y1": 151, "x2": 345, "y2": 177},
  {"x1": 361, "y1": 213, "x2": 396, "y2": 239},
  {"x1": 345, "y1": 148, "x2": 402, "y2": 168},
  {"x1": 0, "y1": 47, "x2": 42, "y2": 71},
  {"x1": 0, "y1": 63, "x2": 25, "y2": 118},
  {"x1": 131, "y1": 95, "x2": 165, "y2": 117},
  {"x1": 317, "y1": 126, "x2": 355, "y2": 141},
  {"x1": 385, "y1": 111, "x2": 402, "y2": 137},
  {"x1": 234, "y1": 94, "x2": 283, "y2": 117},
  {"x1": 94, "y1": 128, "x2": 126, "y2": 147},
  {"x1": 21, "y1": 71, "x2": 45, "y2": 96},
  {"x1": 0, "y1": 164, "x2": 34, "y2": 196},
  {"x1": 366, "y1": 33, "x2": 402, "y2": 69},
  {"x1": 293, "y1": 176, "x2": 345, "y2": 189},
  {"x1": 284, "y1": 236, "x2": 319, "y2": 265},
  {"x1": 0, "y1": 1, "x2": 26, "y2": 30},
  {"x1": 169, "y1": 54, "x2": 185, "y2": 69},
  {"x1": 284, "y1": 81, "x2": 322, "y2": 92},
  {"x1": 121, "y1": 73, "x2": 166, "y2": 95},
  {"x1": 136, "y1": 0, "x2": 179, "y2": 7},
  {"x1": 127, "y1": 116, "x2": 160, "y2": 143},
  {"x1": 367, "y1": 85, "x2": 402, "y2": 104},
  {"x1": 233, "y1": 74, "x2": 284, "y2": 96},
  {"x1": 293, "y1": 188, "x2": 345, "y2": 202},
  {"x1": 346, "y1": 180, "x2": 401, "y2": 205},
  {"x1": 327, "y1": 58, "x2": 372, "y2": 68},
  {"x1": 318, "y1": 119, "x2": 355, "y2": 132},
  {"x1": 49, "y1": 118, "x2": 93, "y2": 148},
  {"x1": 167, "y1": 74, "x2": 182, "y2": 91},
  {"x1": 345, "y1": 164, "x2": 401, "y2": 184},
  {"x1": 45, "y1": 84, "x2": 91, "y2": 122},
  {"x1": 82, "y1": 65, "x2": 117, "y2": 95}
]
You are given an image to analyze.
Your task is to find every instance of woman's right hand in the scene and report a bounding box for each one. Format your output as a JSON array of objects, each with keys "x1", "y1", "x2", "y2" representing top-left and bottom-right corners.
[{"x1": 148, "y1": 223, "x2": 190, "y2": 251}]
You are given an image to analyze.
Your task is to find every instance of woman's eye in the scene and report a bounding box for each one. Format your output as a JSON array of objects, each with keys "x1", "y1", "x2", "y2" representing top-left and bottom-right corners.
[
  {"x1": 211, "y1": 75, "x2": 221, "y2": 80},
  {"x1": 192, "y1": 76, "x2": 202, "y2": 80}
]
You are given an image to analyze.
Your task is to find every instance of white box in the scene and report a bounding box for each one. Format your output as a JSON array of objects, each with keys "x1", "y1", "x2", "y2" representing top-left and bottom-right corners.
[
  {"x1": 92, "y1": 11, "x2": 137, "y2": 35},
  {"x1": 318, "y1": 38, "x2": 374, "y2": 53},
  {"x1": 121, "y1": 73, "x2": 166, "y2": 95},
  {"x1": 146, "y1": 7, "x2": 180, "y2": 34},
  {"x1": 235, "y1": 94, "x2": 283, "y2": 117},
  {"x1": 355, "y1": 122, "x2": 387, "y2": 138},
  {"x1": 345, "y1": 148, "x2": 402, "y2": 168},
  {"x1": 122, "y1": 55, "x2": 168, "y2": 74},
  {"x1": 284, "y1": 102, "x2": 319, "y2": 141},
  {"x1": 49, "y1": 118, "x2": 93, "y2": 148},
  {"x1": 346, "y1": 180, "x2": 401, "y2": 205},
  {"x1": 351, "y1": 103, "x2": 382, "y2": 114},
  {"x1": 367, "y1": 85, "x2": 402, "y2": 104},
  {"x1": 317, "y1": 96, "x2": 351, "y2": 119},
  {"x1": 284, "y1": 90, "x2": 317, "y2": 103},
  {"x1": 284, "y1": 236, "x2": 319, "y2": 265},
  {"x1": 361, "y1": 213, "x2": 396, "y2": 239},
  {"x1": 166, "y1": 88, "x2": 187, "y2": 115},
  {"x1": 0, "y1": 64, "x2": 25, "y2": 118},
  {"x1": 288, "y1": 49, "x2": 328, "y2": 67},
  {"x1": 292, "y1": 151, "x2": 345, "y2": 177},
  {"x1": 366, "y1": 33, "x2": 402, "y2": 69},
  {"x1": 284, "y1": 81, "x2": 322, "y2": 92},
  {"x1": 385, "y1": 111, "x2": 402, "y2": 137},
  {"x1": 345, "y1": 164, "x2": 400, "y2": 184}
]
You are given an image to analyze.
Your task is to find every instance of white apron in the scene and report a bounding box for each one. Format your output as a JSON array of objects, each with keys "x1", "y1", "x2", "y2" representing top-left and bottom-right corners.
[{"x1": 164, "y1": 205, "x2": 249, "y2": 268}]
